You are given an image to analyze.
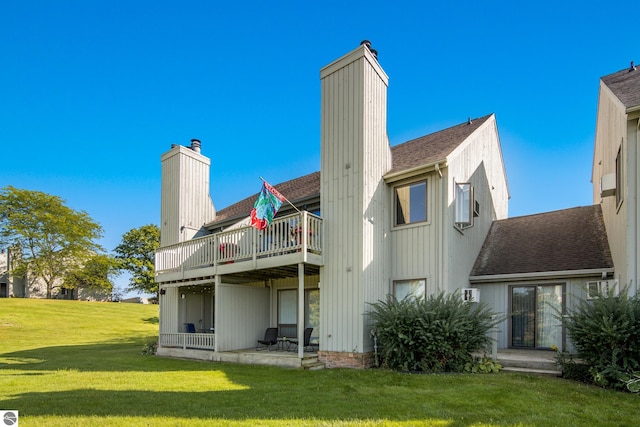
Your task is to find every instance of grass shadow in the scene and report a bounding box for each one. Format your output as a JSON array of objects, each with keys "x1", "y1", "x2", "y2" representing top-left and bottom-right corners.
[{"x1": 143, "y1": 316, "x2": 159, "y2": 324}]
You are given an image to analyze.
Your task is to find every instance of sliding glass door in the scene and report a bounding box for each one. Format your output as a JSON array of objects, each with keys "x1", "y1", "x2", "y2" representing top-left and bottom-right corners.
[
  {"x1": 511, "y1": 285, "x2": 563, "y2": 349},
  {"x1": 278, "y1": 289, "x2": 320, "y2": 339}
]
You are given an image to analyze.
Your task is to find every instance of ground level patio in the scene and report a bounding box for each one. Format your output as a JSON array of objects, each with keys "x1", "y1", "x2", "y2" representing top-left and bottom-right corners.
[{"x1": 157, "y1": 345, "x2": 322, "y2": 369}]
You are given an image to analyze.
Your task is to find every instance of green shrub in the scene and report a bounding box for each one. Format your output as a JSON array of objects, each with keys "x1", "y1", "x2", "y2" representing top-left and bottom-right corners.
[
  {"x1": 555, "y1": 351, "x2": 592, "y2": 384},
  {"x1": 464, "y1": 356, "x2": 503, "y2": 374},
  {"x1": 368, "y1": 292, "x2": 500, "y2": 373},
  {"x1": 141, "y1": 338, "x2": 158, "y2": 355},
  {"x1": 564, "y1": 287, "x2": 640, "y2": 390}
]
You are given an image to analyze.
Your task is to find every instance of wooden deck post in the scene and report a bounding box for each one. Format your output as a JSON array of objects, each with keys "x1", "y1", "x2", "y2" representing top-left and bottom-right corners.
[{"x1": 298, "y1": 262, "x2": 304, "y2": 359}]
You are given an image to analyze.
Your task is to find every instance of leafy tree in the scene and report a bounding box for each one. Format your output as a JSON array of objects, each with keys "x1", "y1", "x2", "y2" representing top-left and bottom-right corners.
[
  {"x1": 64, "y1": 253, "x2": 120, "y2": 298},
  {"x1": 114, "y1": 224, "x2": 160, "y2": 296},
  {"x1": 0, "y1": 186, "x2": 103, "y2": 298}
]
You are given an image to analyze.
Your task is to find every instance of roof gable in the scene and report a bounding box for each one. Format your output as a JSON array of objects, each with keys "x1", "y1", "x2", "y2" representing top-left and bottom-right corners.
[
  {"x1": 387, "y1": 114, "x2": 492, "y2": 175},
  {"x1": 208, "y1": 115, "x2": 493, "y2": 227},
  {"x1": 601, "y1": 65, "x2": 640, "y2": 110},
  {"x1": 471, "y1": 205, "x2": 613, "y2": 277}
]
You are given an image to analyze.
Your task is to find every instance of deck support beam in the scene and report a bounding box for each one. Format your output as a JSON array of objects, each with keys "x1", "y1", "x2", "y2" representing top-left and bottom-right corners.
[{"x1": 298, "y1": 262, "x2": 304, "y2": 359}]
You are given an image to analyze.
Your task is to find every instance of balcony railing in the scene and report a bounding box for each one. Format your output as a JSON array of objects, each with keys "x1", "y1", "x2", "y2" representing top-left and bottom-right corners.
[
  {"x1": 159, "y1": 332, "x2": 215, "y2": 350},
  {"x1": 156, "y1": 211, "x2": 322, "y2": 274}
]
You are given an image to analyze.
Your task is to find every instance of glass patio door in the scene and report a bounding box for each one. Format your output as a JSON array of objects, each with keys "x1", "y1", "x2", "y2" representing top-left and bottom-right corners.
[
  {"x1": 278, "y1": 289, "x2": 320, "y2": 340},
  {"x1": 511, "y1": 285, "x2": 563, "y2": 349},
  {"x1": 278, "y1": 289, "x2": 297, "y2": 338}
]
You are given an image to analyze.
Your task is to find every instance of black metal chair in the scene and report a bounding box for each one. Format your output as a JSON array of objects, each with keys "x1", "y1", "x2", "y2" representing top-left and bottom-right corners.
[
  {"x1": 290, "y1": 327, "x2": 316, "y2": 352},
  {"x1": 256, "y1": 327, "x2": 278, "y2": 351}
]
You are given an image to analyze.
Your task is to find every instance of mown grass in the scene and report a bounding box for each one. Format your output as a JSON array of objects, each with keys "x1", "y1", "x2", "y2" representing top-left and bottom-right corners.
[{"x1": 1, "y1": 298, "x2": 638, "y2": 426}]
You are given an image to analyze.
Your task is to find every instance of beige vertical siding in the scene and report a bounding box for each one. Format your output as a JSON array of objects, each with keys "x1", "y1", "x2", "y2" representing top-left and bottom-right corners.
[
  {"x1": 320, "y1": 45, "x2": 391, "y2": 354},
  {"x1": 593, "y1": 84, "x2": 629, "y2": 287},
  {"x1": 389, "y1": 174, "x2": 440, "y2": 291},
  {"x1": 628, "y1": 116, "x2": 640, "y2": 293},
  {"x1": 215, "y1": 284, "x2": 269, "y2": 351},
  {"x1": 159, "y1": 287, "x2": 179, "y2": 333},
  {"x1": 160, "y1": 145, "x2": 216, "y2": 247},
  {"x1": 445, "y1": 116, "x2": 509, "y2": 292}
]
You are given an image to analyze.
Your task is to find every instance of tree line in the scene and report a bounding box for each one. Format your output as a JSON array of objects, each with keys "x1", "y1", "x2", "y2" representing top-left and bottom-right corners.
[{"x1": 0, "y1": 186, "x2": 159, "y2": 300}]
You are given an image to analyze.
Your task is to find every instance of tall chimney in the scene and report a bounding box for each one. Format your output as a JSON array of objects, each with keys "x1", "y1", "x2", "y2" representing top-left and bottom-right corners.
[
  {"x1": 160, "y1": 141, "x2": 215, "y2": 246},
  {"x1": 319, "y1": 42, "x2": 392, "y2": 357}
]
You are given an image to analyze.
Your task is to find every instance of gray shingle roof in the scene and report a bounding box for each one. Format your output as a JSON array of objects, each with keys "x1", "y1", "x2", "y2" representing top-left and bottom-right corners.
[
  {"x1": 208, "y1": 115, "x2": 493, "y2": 227},
  {"x1": 210, "y1": 171, "x2": 320, "y2": 225},
  {"x1": 601, "y1": 64, "x2": 640, "y2": 110},
  {"x1": 387, "y1": 114, "x2": 493, "y2": 175},
  {"x1": 471, "y1": 205, "x2": 613, "y2": 277}
]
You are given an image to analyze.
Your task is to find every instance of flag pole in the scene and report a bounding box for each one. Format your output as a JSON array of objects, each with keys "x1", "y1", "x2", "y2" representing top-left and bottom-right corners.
[{"x1": 260, "y1": 176, "x2": 301, "y2": 213}]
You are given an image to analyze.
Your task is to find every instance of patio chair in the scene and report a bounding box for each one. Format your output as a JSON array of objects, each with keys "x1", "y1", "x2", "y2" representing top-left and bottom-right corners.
[
  {"x1": 256, "y1": 327, "x2": 278, "y2": 351},
  {"x1": 185, "y1": 323, "x2": 196, "y2": 333},
  {"x1": 289, "y1": 327, "x2": 317, "y2": 352}
]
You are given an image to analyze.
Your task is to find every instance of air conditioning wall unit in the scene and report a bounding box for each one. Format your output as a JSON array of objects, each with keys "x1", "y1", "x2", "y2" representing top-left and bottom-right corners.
[
  {"x1": 600, "y1": 173, "x2": 616, "y2": 198},
  {"x1": 586, "y1": 279, "x2": 619, "y2": 300},
  {"x1": 461, "y1": 288, "x2": 480, "y2": 303}
]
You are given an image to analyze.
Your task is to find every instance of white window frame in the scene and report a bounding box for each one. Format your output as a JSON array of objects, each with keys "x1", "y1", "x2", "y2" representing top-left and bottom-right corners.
[
  {"x1": 616, "y1": 144, "x2": 623, "y2": 209},
  {"x1": 586, "y1": 280, "x2": 619, "y2": 300},
  {"x1": 394, "y1": 180, "x2": 428, "y2": 227},
  {"x1": 454, "y1": 182, "x2": 474, "y2": 230},
  {"x1": 393, "y1": 279, "x2": 426, "y2": 301}
]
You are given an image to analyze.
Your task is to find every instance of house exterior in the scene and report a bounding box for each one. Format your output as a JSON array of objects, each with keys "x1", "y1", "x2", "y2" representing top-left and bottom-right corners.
[
  {"x1": 469, "y1": 206, "x2": 613, "y2": 350},
  {"x1": 592, "y1": 62, "x2": 640, "y2": 296},
  {"x1": 154, "y1": 43, "x2": 638, "y2": 368},
  {"x1": 468, "y1": 63, "x2": 639, "y2": 352},
  {"x1": 155, "y1": 42, "x2": 508, "y2": 368}
]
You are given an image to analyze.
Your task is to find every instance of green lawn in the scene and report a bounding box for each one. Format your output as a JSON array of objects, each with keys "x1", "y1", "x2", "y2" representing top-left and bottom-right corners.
[{"x1": 1, "y1": 299, "x2": 638, "y2": 426}]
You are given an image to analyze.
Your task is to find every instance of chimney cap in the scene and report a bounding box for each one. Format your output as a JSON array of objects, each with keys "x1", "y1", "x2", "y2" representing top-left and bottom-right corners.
[
  {"x1": 190, "y1": 139, "x2": 202, "y2": 153},
  {"x1": 360, "y1": 40, "x2": 377, "y2": 59}
]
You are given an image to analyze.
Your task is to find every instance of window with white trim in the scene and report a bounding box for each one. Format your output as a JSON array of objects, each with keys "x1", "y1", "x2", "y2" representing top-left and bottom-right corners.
[
  {"x1": 454, "y1": 182, "x2": 474, "y2": 229},
  {"x1": 616, "y1": 145, "x2": 623, "y2": 208},
  {"x1": 393, "y1": 279, "x2": 426, "y2": 300},
  {"x1": 394, "y1": 180, "x2": 427, "y2": 226}
]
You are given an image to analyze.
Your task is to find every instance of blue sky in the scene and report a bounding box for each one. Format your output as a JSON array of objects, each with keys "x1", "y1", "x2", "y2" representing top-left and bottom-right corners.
[{"x1": 0, "y1": 1, "x2": 636, "y2": 295}]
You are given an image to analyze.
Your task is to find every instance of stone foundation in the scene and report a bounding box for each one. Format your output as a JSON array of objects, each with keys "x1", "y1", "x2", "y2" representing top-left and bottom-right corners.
[{"x1": 318, "y1": 351, "x2": 375, "y2": 369}]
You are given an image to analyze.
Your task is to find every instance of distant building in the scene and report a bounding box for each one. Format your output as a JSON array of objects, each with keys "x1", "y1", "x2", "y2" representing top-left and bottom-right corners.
[{"x1": 0, "y1": 247, "x2": 110, "y2": 301}]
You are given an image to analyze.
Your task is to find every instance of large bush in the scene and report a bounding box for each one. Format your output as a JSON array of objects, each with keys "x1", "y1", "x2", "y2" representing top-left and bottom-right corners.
[
  {"x1": 564, "y1": 288, "x2": 640, "y2": 390},
  {"x1": 368, "y1": 292, "x2": 499, "y2": 373}
]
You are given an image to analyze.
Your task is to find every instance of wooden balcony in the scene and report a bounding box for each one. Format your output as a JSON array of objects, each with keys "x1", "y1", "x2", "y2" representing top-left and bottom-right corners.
[{"x1": 155, "y1": 212, "x2": 323, "y2": 283}]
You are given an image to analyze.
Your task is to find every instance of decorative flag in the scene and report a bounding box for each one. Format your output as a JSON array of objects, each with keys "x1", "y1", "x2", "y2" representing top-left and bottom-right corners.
[{"x1": 250, "y1": 181, "x2": 286, "y2": 230}]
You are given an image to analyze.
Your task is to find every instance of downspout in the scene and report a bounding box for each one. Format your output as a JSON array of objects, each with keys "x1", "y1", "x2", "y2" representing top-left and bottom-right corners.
[{"x1": 435, "y1": 163, "x2": 444, "y2": 292}]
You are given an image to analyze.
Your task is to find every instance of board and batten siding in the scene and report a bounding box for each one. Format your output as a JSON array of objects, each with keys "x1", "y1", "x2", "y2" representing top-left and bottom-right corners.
[
  {"x1": 159, "y1": 287, "x2": 179, "y2": 334},
  {"x1": 593, "y1": 83, "x2": 631, "y2": 288},
  {"x1": 160, "y1": 145, "x2": 216, "y2": 247},
  {"x1": 389, "y1": 173, "x2": 442, "y2": 292},
  {"x1": 320, "y1": 44, "x2": 392, "y2": 354},
  {"x1": 445, "y1": 116, "x2": 509, "y2": 292},
  {"x1": 215, "y1": 283, "x2": 269, "y2": 352}
]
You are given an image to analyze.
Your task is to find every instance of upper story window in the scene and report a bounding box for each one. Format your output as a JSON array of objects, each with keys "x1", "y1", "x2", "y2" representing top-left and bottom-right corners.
[
  {"x1": 616, "y1": 145, "x2": 623, "y2": 208},
  {"x1": 455, "y1": 182, "x2": 475, "y2": 230},
  {"x1": 394, "y1": 180, "x2": 427, "y2": 226}
]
